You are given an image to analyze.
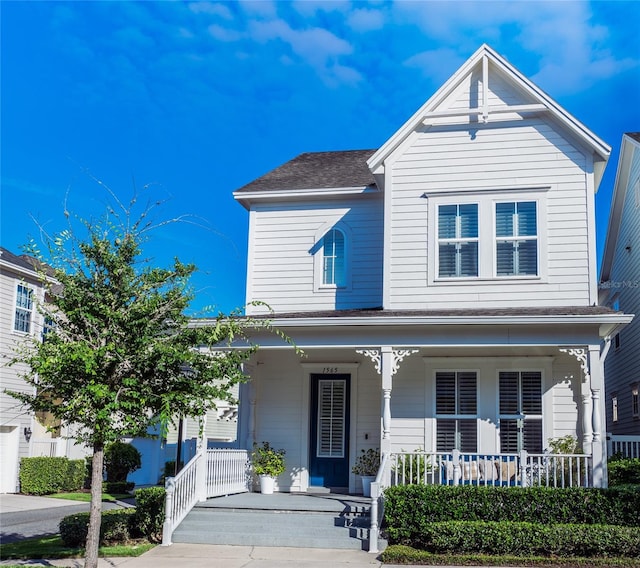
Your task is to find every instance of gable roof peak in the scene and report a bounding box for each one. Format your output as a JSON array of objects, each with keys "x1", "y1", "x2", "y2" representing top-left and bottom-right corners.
[{"x1": 368, "y1": 43, "x2": 610, "y2": 190}]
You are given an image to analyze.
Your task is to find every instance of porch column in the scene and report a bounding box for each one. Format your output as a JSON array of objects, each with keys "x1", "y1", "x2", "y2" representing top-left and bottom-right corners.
[
  {"x1": 560, "y1": 348, "x2": 592, "y2": 453},
  {"x1": 357, "y1": 347, "x2": 419, "y2": 457},
  {"x1": 589, "y1": 345, "x2": 605, "y2": 488},
  {"x1": 195, "y1": 413, "x2": 208, "y2": 502}
]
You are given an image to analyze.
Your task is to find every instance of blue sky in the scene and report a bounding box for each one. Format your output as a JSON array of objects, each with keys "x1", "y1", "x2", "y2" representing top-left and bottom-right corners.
[{"x1": 2, "y1": 1, "x2": 639, "y2": 314}]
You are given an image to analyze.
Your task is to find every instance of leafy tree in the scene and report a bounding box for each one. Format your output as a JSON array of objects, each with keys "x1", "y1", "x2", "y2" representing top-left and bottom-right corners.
[
  {"x1": 104, "y1": 441, "x2": 141, "y2": 483},
  {"x1": 7, "y1": 199, "x2": 281, "y2": 568}
]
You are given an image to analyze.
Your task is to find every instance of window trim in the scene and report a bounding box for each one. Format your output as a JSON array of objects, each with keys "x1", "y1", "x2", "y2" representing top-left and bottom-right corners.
[
  {"x1": 612, "y1": 393, "x2": 618, "y2": 423},
  {"x1": 497, "y1": 369, "x2": 544, "y2": 454},
  {"x1": 494, "y1": 200, "x2": 539, "y2": 277},
  {"x1": 434, "y1": 369, "x2": 478, "y2": 452},
  {"x1": 313, "y1": 222, "x2": 352, "y2": 292},
  {"x1": 427, "y1": 189, "x2": 548, "y2": 285},
  {"x1": 13, "y1": 283, "x2": 34, "y2": 335}
]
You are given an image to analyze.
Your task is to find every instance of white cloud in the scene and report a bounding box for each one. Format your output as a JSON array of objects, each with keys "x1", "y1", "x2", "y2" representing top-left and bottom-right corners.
[
  {"x1": 292, "y1": 0, "x2": 351, "y2": 17},
  {"x1": 207, "y1": 23, "x2": 243, "y2": 42},
  {"x1": 404, "y1": 47, "x2": 464, "y2": 84},
  {"x1": 239, "y1": 0, "x2": 278, "y2": 18},
  {"x1": 347, "y1": 8, "x2": 385, "y2": 32},
  {"x1": 188, "y1": 2, "x2": 233, "y2": 19}
]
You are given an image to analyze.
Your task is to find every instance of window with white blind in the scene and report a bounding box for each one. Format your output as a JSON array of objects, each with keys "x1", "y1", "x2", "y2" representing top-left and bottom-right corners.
[
  {"x1": 437, "y1": 204, "x2": 479, "y2": 278},
  {"x1": 496, "y1": 201, "x2": 538, "y2": 276},
  {"x1": 322, "y1": 229, "x2": 346, "y2": 286},
  {"x1": 632, "y1": 384, "x2": 639, "y2": 419},
  {"x1": 14, "y1": 284, "x2": 33, "y2": 333},
  {"x1": 436, "y1": 371, "x2": 477, "y2": 452},
  {"x1": 499, "y1": 371, "x2": 543, "y2": 453},
  {"x1": 316, "y1": 379, "x2": 346, "y2": 457}
]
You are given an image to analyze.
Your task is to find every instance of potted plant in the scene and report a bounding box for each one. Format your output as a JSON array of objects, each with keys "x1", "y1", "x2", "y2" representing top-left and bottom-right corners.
[
  {"x1": 352, "y1": 448, "x2": 380, "y2": 497},
  {"x1": 251, "y1": 441, "x2": 286, "y2": 494}
]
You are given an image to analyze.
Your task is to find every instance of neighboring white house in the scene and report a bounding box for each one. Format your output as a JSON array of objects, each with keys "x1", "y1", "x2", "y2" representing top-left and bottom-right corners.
[
  {"x1": 599, "y1": 133, "x2": 640, "y2": 442},
  {"x1": 229, "y1": 44, "x2": 632, "y2": 493},
  {"x1": 0, "y1": 247, "x2": 90, "y2": 493}
]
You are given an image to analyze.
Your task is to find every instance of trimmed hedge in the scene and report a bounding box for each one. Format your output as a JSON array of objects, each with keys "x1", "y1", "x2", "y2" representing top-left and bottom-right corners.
[
  {"x1": 102, "y1": 481, "x2": 135, "y2": 494},
  {"x1": 609, "y1": 458, "x2": 640, "y2": 486},
  {"x1": 383, "y1": 485, "x2": 640, "y2": 531},
  {"x1": 59, "y1": 509, "x2": 135, "y2": 547},
  {"x1": 132, "y1": 486, "x2": 166, "y2": 542},
  {"x1": 19, "y1": 457, "x2": 85, "y2": 495},
  {"x1": 392, "y1": 521, "x2": 640, "y2": 558}
]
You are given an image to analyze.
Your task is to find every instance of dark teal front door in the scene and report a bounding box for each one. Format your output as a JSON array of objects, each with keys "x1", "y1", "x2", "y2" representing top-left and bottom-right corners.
[{"x1": 309, "y1": 374, "x2": 350, "y2": 489}]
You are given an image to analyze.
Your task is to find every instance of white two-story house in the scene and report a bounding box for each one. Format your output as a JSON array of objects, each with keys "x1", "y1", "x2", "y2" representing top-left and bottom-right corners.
[
  {"x1": 231, "y1": 44, "x2": 631, "y2": 492},
  {"x1": 599, "y1": 133, "x2": 640, "y2": 446}
]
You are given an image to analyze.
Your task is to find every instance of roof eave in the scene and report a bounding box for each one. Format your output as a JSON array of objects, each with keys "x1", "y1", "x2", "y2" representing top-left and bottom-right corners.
[{"x1": 233, "y1": 185, "x2": 379, "y2": 209}]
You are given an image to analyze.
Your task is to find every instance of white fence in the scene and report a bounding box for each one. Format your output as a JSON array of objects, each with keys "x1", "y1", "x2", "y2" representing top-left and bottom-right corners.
[
  {"x1": 608, "y1": 435, "x2": 640, "y2": 459},
  {"x1": 162, "y1": 453, "x2": 202, "y2": 545}
]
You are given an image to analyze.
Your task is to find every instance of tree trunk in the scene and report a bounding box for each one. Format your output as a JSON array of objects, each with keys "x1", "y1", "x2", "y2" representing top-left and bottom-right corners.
[{"x1": 84, "y1": 442, "x2": 104, "y2": 568}]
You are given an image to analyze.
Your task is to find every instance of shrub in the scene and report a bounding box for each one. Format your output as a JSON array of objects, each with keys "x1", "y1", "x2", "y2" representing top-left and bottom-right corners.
[
  {"x1": 133, "y1": 486, "x2": 166, "y2": 542},
  {"x1": 104, "y1": 441, "x2": 141, "y2": 483},
  {"x1": 394, "y1": 520, "x2": 640, "y2": 557},
  {"x1": 102, "y1": 481, "x2": 135, "y2": 494},
  {"x1": 19, "y1": 457, "x2": 85, "y2": 495},
  {"x1": 251, "y1": 441, "x2": 285, "y2": 477},
  {"x1": 59, "y1": 509, "x2": 135, "y2": 547},
  {"x1": 383, "y1": 485, "x2": 640, "y2": 537},
  {"x1": 609, "y1": 456, "x2": 640, "y2": 486}
]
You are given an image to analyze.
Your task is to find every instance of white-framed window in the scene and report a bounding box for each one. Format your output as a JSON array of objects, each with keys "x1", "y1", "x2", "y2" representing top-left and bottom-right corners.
[
  {"x1": 437, "y1": 204, "x2": 479, "y2": 278},
  {"x1": 632, "y1": 384, "x2": 639, "y2": 419},
  {"x1": 427, "y1": 189, "x2": 547, "y2": 284},
  {"x1": 14, "y1": 284, "x2": 34, "y2": 333},
  {"x1": 322, "y1": 228, "x2": 345, "y2": 286},
  {"x1": 495, "y1": 201, "x2": 538, "y2": 276},
  {"x1": 499, "y1": 371, "x2": 543, "y2": 453},
  {"x1": 435, "y1": 371, "x2": 477, "y2": 452},
  {"x1": 612, "y1": 394, "x2": 618, "y2": 423},
  {"x1": 634, "y1": 178, "x2": 639, "y2": 209}
]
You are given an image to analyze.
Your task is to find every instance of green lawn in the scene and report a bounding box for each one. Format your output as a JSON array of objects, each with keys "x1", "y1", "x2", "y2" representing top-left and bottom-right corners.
[
  {"x1": 0, "y1": 535, "x2": 154, "y2": 560},
  {"x1": 46, "y1": 491, "x2": 132, "y2": 503}
]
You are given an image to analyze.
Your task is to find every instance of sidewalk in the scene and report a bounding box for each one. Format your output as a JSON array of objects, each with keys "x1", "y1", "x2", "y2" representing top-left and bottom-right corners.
[{"x1": 1, "y1": 543, "x2": 386, "y2": 567}]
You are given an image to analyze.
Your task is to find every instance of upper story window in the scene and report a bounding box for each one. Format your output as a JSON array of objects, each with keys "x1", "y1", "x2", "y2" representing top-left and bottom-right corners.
[
  {"x1": 14, "y1": 284, "x2": 34, "y2": 333},
  {"x1": 437, "y1": 204, "x2": 478, "y2": 278},
  {"x1": 322, "y1": 229, "x2": 345, "y2": 286},
  {"x1": 496, "y1": 201, "x2": 538, "y2": 276}
]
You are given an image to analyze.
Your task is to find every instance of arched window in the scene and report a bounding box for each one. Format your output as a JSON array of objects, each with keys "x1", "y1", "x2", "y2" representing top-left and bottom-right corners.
[{"x1": 322, "y1": 229, "x2": 345, "y2": 286}]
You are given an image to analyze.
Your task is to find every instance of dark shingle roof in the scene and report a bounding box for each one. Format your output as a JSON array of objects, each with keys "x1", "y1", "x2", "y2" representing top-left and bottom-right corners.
[
  {"x1": 626, "y1": 132, "x2": 640, "y2": 144},
  {"x1": 235, "y1": 149, "x2": 377, "y2": 193},
  {"x1": 251, "y1": 306, "x2": 620, "y2": 319},
  {"x1": 0, "y1": 247, "x2": 39, "y2": 273}
]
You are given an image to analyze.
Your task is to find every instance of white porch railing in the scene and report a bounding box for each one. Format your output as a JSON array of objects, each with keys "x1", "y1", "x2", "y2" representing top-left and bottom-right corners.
[
  {"x1": 388, "y1": 450, "x2": 592, "y2": 488},
  {"x1": 206, "y1": 449, "x2": 251, "y2": 497},
  {"x1": 30, "y1": 438, "x2": 63, "y2": 457},
  {"x1": 162, "y1": 448, "x2": 250, "y2": 546},
  {"x1": 608, "y1": 435, "x2": 640, "y2": 459}
]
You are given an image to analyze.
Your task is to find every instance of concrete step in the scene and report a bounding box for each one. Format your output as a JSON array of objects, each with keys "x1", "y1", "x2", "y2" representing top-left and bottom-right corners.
[{"x1": 172, "y1": 507, "x2": 385, "y2": 550}]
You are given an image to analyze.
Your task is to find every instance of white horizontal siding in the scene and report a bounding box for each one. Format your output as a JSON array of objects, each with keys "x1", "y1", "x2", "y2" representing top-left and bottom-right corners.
[
  {"x1": 386, "y1": 114, "x2": 592, "y2": 309},
  {"x1": 246, "y1": 197, "x2": 383, "y2": 314}
]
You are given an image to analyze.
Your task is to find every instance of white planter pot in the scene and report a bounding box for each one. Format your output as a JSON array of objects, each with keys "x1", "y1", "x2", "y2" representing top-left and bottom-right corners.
[
  {"x1": 360, "y1": 475, "x2": 375, "y2": 497},
  {"x1": 259, "y1": 475, "x2": 275, "y2": 494}
]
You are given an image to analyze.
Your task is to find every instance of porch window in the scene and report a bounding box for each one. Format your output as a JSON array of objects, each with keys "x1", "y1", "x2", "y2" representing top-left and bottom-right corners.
[
  {"x1": 14, "y1": 284, "x2": 33, "y2": 333},
  {"x1": 632, "y1": 384, "x2": 639, "y2": 419},
  {"x1": 438, "y1": 204, "x2": 478, "y2": 278},
  {"x1": 499, "y1": 371, "x2": 543, "y2": 453},
  {"x1": 435, "y1": 371, "x2": 477, "y2": 452},
  {"x1": 317, "y1": 379, "x2": 346, "y2": 457},
  {"x1": 612, "y1": 394, "x2": 618, "y2": 423},
  {"x1": 496, "y1": 201, "x2": 538, "y2": 276},
  {"x1": 322, "y1": 229, "x2": 345, "y2": 286}
]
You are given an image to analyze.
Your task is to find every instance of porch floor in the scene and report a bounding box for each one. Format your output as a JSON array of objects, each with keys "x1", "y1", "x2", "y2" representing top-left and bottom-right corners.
[{"x1": 196, "y1": 491, "x2": 371, "y2": 513}]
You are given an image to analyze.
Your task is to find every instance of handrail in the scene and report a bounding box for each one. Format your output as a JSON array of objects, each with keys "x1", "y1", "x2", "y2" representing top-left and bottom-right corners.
[
  {"x1": 368, "y1": 452, "x2": 390, "y2": 554},
  {"x1": 162, "y1": 452, "x2": 202, "y2": 546}
]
